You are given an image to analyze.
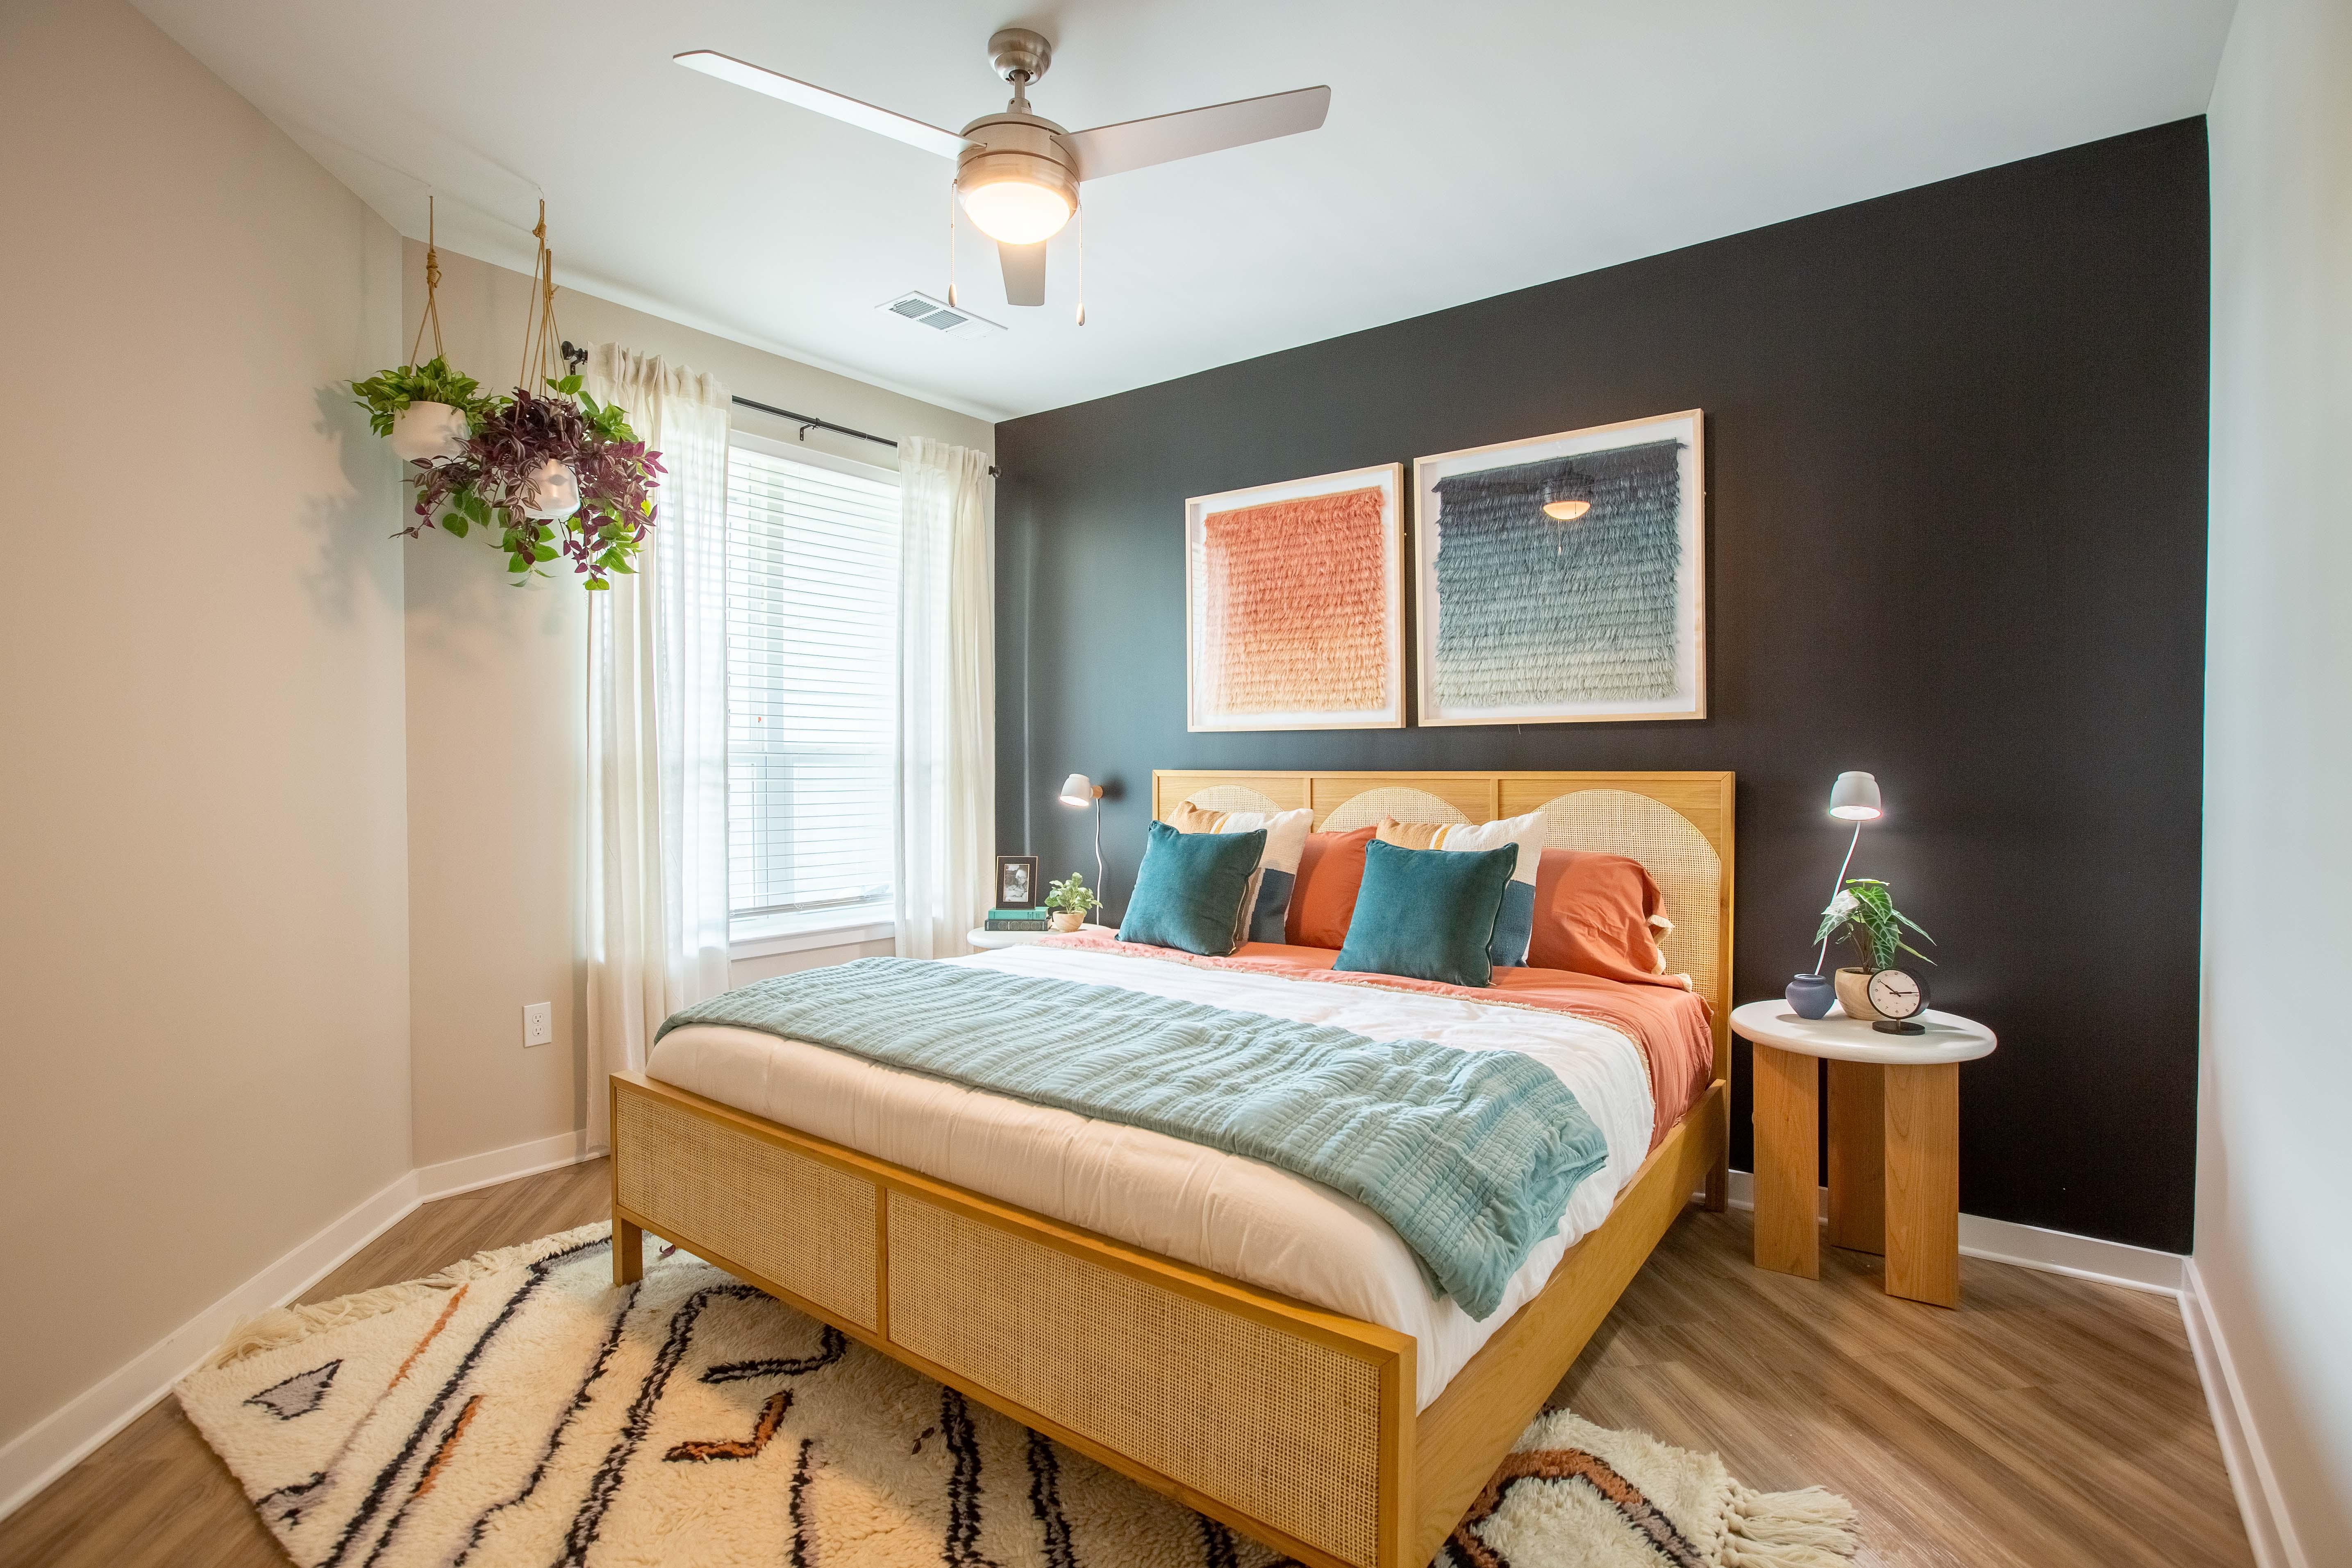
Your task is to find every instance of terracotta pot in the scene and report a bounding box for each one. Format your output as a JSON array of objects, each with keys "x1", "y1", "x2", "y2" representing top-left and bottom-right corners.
[
  {"x1": 1834, "y1": 967, "x2": 1885, "y2": 1021},
  {"x1": 389, "y1": 400, "x2": 468, "y2": 464},
  {"x1": 1048, "y1": 909, "x2": 1084, "y2": 933}
]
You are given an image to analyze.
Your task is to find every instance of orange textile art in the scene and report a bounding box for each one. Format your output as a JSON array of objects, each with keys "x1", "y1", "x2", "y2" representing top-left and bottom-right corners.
[{"x1": 1200, "y1": 486, "x2": 1391, "y2": 718}]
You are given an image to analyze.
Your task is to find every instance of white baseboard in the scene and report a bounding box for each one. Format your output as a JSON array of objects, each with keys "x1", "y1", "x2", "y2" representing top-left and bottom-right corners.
[
  {"x1": 0, "y1": 1167, "x2": 419, "y2": 1522},
  {"x1": 416, "y1": 1127, "x2": 603, "y2": 1202},
  {"x1": 0, "y1": 1130, "x2": 604, "y2": 1525},
  {"x1": 2181, "y1": 1259, "x2": 2308, "y2": 1568},
  {"x1": 1711, "y1": 1169, "x2": 2186, "y2": 1294}
]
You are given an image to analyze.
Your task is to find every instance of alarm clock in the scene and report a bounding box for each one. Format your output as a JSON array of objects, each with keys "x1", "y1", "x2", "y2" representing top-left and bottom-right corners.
[{"x1": 1866, "y1": 968, "x2": 1931, "y2": 1034}]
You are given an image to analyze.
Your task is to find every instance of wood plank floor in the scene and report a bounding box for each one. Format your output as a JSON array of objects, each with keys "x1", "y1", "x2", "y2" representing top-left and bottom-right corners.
[{"x1": 0, "y1": 1160, "x2": 2250, "y2": 1568}]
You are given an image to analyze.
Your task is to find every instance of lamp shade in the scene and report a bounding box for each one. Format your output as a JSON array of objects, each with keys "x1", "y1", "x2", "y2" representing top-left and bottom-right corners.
[
  {"x1": 1058, "y1": 773, "x2": 1098, "y2": 807},
  {"x1": 1827, "y1": 771, "x2": 1883, "y2": 821}
]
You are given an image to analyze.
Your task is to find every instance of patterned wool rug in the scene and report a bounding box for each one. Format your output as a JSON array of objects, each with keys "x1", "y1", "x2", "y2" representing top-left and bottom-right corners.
[{"x1": 178, "y1": 1224, "x2": 1857, "y2": 1568}]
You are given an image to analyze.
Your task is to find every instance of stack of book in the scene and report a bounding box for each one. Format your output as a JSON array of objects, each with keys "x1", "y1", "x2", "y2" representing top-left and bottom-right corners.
[{"x1": 983, "y1": 907, "x2": 1052, "y2": 932}]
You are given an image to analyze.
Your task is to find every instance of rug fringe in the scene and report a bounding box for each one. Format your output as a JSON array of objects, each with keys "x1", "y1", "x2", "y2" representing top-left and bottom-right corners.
[
  {"x1": 1721, "y1": 1482, "x2": 1861, "y2": 1566},
  {"x1": 198, "y1": 1221, "x2": 613, "y2": 1370}
]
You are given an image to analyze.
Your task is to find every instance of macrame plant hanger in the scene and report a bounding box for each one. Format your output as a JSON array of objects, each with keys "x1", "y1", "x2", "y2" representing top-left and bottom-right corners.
[
  {"x1": 518, "y1": 199, "x2": 565, "y2": 391},
  {"x1": 411, "y1": 196, "x2": 448, "y2": 366}
]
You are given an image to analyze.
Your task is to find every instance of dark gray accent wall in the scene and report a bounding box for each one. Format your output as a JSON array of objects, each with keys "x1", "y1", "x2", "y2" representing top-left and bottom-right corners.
[{"x1": 993, "y1": 120, "x2": 2209, "y2": 1253}]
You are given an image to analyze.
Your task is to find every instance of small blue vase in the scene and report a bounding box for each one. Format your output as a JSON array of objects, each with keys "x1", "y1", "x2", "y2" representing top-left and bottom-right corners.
[{"x1": 1785, "y1": 972, "x2": 1835, "y2": 1020}]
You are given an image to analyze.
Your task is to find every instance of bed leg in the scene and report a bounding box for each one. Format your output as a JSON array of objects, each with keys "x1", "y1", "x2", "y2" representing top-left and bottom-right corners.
[
  {"x1": 1703, "y1": 1152, "x2": 1729, "y2": 1212},
  {"x1": 613, "y1": 1215, "x2": 644, "y2": 1286}
]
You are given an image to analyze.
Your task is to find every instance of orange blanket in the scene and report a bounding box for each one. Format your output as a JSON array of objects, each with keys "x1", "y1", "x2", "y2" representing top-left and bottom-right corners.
[{"x1": 1038, "y1": 934, "x2": 1716, "y2": 1149}]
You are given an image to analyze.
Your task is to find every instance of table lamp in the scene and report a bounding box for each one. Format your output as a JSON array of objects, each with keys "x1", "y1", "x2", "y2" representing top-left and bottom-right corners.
[
  {"x1": 1058, "y1": 773, "x2": 1106, "y2": 925},
  {"x1": 1786, "y1": 771, "x2": 1882, "y2": 1019}
]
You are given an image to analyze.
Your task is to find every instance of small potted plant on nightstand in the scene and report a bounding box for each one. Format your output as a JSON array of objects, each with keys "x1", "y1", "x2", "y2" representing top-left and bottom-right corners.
[
  {"x1": 1816, "y1": 877, "x2": 1936, "y2": 1025},
  {"x1": 1043, "y1": 872, "x2": 1100, "y2": 934}
]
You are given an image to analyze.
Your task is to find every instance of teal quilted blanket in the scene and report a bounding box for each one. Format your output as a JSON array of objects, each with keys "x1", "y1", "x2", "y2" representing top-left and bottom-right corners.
[{"x1": 656, "y1": 957, "x2": 1608, "y2": 1320}]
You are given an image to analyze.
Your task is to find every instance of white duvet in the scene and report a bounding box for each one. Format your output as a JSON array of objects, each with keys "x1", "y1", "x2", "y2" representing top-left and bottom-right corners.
[{"x1": 645, "y1": 944, "x2": 1654, "y2": 1408}]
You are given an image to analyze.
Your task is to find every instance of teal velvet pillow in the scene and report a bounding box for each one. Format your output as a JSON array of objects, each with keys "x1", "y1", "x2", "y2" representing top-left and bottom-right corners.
[
  {"x1": 1333, "y1": 839, "x2": 1518, "y2": 988},
  {"x1": 1118, "y1": 820, "x2": 1268, "y2": 956}
]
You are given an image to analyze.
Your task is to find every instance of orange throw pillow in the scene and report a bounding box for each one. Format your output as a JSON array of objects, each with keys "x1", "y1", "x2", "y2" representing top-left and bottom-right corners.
[
  {"x1": 1527, "y1": 848, "x2": 1675, "y2": 986},
  {"x1": 1285, "y1": 825, "x2": 1375, "y2": 950}
]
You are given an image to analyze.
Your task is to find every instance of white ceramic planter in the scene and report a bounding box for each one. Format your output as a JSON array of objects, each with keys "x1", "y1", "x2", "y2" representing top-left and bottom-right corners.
[
  {"x1": 389, "y1": 401, "x2": 469, "y2": 464},
  {"x1": 521, "y1": 459, "x2": 580, "y2": 520}
]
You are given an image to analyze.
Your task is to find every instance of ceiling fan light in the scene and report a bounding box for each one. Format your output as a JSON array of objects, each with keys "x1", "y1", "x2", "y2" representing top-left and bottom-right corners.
[
  {"x1": 959, "y1": 176, "x2": 1074, "y2": 244},
  {"x1": 1542, "y1": 498, "x2": 1592, "y2": 521}
]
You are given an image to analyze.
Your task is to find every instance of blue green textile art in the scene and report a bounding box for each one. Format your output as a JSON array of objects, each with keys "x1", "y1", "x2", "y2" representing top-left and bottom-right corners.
[{"x1": 1431, "y1": 438, "x2": 1684, "y2": 708}]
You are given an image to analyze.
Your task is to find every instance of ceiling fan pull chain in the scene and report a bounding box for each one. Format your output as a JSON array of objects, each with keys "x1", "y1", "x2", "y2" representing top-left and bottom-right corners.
[
  {"x1": 1074, "y1": 205, "x2": 1085, "y2": 326},
  {"x1": 945, "y1": 182, "x2": 959, "y2": 308}
]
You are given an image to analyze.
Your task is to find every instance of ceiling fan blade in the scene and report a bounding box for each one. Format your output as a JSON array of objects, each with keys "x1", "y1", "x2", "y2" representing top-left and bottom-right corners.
[
  {"x1": 999, "y1": 241, "x2": 1047, "y2": 307},
  {"x1": 1064, "y1": 85, "x2": 1329, "y2": 182},
  {"x1": 674, "y1": 50, "x2": 967, "y2": 159}
]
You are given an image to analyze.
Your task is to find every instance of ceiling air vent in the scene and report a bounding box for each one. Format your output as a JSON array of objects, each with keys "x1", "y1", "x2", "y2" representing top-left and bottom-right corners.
[{"x1": 876, "y1": 290, "x2": 1004, "y2": 340}]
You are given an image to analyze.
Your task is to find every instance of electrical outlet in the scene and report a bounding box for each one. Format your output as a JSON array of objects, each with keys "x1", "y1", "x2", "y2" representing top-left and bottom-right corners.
[{"x1": 523, "y1": 1002, "x2": 553, "y2": 1048}]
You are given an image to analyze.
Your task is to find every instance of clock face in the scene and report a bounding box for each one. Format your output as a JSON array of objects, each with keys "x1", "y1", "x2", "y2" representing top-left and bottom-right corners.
[{"x1": 1866, "y1": 967, "x2": 1928, "y2": 1020}]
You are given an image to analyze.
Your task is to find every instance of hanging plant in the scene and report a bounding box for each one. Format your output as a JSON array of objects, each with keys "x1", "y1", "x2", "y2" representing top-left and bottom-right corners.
[
  {"x1": 348, "y1": 199, "x2": 486, "y2": 465},
  {"x1": 410, "y1": 374, "x2": 663, "y2": 588},
  {"x1": 349, "y1": 357, "x2": 486, "y2": 463},
  {"x1": 371, "y1": 200, "x2": 665, "y2": 589}
]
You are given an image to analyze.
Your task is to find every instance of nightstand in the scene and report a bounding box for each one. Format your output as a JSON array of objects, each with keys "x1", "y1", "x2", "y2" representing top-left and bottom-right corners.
[
  {"x1": 1729, "y1": 999, "x2": 1996, "y2": 1307},
  {"x1": 965, "y1": 922, "x2": 1114, "y2": 950}
]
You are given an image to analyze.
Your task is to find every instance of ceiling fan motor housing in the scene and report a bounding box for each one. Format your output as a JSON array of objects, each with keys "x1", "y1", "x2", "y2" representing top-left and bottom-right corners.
[{"x1": 955, "y1": 111, "x2": 1079, "y2": 223}]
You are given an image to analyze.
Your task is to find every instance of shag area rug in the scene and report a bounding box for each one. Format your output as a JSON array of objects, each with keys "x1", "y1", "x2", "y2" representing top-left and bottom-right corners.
[{"x1": 179, "y1": 1224, "x2": 1857, "y2": 1568}]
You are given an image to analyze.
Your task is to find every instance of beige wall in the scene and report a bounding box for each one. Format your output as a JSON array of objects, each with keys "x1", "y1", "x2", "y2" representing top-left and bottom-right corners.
[
  {"x1": 2200, "y1": 0, "x2": 2352, "y2": 1559},
  {"x1": 402, "y1": 243, "x2": 992, "y2": 1167},
  {"x1": 0, "y1": 0, "x2": 411, "y2": 1453}
]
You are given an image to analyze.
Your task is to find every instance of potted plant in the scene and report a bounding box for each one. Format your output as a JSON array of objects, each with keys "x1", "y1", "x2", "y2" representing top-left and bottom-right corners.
[
  {"x1": 348, "y1": 357, "x2": 486, "y2": 465},
  {"x1": 1043, "y1": 871, "x2": 1101, "y2": 933},
  {"x1": 409, "y1": 374, "x2": 664, "y2": 589},
  {"x1": 1813, "y1": 878, "x2": 1934, "y2": 1019}
]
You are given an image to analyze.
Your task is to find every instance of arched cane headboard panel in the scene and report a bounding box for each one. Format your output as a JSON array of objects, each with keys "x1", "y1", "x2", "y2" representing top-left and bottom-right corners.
[
  {"x1": 1317, "y1": 787, "x2": 1472, "y2": 833},
  {"x1": 1152, "y1": 769, "x2": 1737, "y2": 1075}
]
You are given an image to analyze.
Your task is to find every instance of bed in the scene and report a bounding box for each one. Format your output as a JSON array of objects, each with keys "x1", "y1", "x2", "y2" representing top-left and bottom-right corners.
[{"x1": 609, "y1": 769, "x2": 1733, "y2": 1568}]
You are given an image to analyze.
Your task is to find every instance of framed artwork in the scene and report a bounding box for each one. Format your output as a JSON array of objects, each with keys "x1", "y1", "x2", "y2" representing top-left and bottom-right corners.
[
  {"x1": 994, "y1": 854, "x2": 1039, "y2": 909},
  {"x1": 1413, "y1": 411, "x2": 1706, "y2": 726},
  {"x1": 1185, "y1": 463, "x2": 1405, "y2": 731}
]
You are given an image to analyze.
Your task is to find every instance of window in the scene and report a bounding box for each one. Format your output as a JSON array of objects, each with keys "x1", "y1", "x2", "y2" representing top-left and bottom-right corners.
[{"x1": 724, "y1": 437, "x2": 899, "y2": 931}]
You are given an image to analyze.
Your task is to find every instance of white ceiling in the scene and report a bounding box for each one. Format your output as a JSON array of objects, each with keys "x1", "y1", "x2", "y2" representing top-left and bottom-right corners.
[{"x1": 134, "y1": 0, "x2": 2234, "y2": 422}]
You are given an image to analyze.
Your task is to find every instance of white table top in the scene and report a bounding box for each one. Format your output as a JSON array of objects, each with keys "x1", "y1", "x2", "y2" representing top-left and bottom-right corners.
[
  {"x1": 965, "y1": 922, "x2": 1113, "y2": 950},
  {"x1": 1729, "y1": 999, "x2": 1996, "y2": 1064}
]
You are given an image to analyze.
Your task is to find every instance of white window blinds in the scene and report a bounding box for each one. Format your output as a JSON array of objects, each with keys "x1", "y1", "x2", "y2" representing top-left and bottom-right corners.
[{"x1": 725, "y1": 442, "x2": 900, "y2": 921}]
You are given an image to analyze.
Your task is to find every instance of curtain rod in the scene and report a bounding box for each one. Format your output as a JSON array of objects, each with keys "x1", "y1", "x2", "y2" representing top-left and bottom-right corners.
[{"x1": 731, "y1": 395, "x2": 999, "y2": 477}]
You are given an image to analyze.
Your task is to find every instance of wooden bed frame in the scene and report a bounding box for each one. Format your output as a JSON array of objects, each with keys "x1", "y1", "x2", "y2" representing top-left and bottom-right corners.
[{"x1": 610, "y1": 770, "x2": 1733, "y2": 1568}]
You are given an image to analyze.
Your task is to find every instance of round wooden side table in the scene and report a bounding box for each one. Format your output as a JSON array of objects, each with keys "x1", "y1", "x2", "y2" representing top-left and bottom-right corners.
[
  {"x1": 964, "y1": 922, "x2": 1112, "y2": 951},
  {"x1": 1729, "y1": 999, "x2": 1996, "y2": 1307}
]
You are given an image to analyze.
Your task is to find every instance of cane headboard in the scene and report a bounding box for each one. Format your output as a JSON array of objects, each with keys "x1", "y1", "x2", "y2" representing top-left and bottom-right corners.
[{"x1": 1151, "y1": 769, "x2": 1736, "y2": 1078}]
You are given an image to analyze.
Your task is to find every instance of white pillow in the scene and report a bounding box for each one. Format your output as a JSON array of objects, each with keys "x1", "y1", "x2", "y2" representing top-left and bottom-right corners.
[{"x1": 1168, "y1": 802, "x2": 1315, "y2": 947}]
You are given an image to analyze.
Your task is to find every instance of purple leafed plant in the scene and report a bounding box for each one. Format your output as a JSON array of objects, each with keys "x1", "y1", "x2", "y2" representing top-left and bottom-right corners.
[{"x1": 406, "y1": 375, "x2": 664, "y2": 589}]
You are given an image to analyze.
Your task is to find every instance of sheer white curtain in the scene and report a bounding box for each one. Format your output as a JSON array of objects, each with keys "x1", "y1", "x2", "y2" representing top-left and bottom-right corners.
[
  {"x1": 580, "y1": 345, "x2": 732, "y2": 1148},
  {"x1": 896, "y1": 438, "x2": 995, "y2": 959}
]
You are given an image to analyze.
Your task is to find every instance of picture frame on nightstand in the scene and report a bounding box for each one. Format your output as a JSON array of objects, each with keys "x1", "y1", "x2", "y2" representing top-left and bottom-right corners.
[{"x1": 995, "y1": 854, "x2": 1040, "y2": 910}]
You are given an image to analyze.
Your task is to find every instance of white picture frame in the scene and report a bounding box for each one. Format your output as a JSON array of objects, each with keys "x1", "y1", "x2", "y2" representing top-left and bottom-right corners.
[
  {"x1": 1185, "y1": 462, "x2": 1406, "y2": 732},
  {"x1": 1413, "y1": 410, "x2": 1707, "y2": 726}
]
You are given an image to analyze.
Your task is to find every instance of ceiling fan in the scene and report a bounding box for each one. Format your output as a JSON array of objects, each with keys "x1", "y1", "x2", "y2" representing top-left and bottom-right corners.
[{"x1": 676, "y1": 28, "x2": 1329, "y2": 310}]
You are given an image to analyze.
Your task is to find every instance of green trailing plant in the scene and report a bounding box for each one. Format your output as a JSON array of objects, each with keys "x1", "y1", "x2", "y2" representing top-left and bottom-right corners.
[
  {"x1": 1043, "y1": 872, "x2": 1101, "y2": 916},
  {"x1": 1814, "y1": 878, "x2": 1935, "y2": 971},
  {"x1": 346, "y1": 356, "x2": 487, "y2": 436},
  {"x1": 408, "y1": 375, "x2": 664, "y2": 589}
]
